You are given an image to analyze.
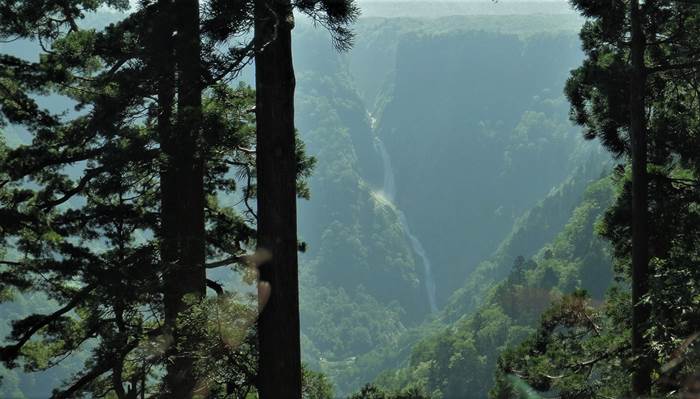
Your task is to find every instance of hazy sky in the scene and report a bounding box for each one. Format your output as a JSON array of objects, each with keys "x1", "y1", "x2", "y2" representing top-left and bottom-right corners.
[{"x1": 122, "y1": 0, "x2": 576, "y2": 19}]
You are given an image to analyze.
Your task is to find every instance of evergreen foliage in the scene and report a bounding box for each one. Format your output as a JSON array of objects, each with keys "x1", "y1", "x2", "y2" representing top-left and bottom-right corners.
[
  {"x1": 492, "y1": 0, "x2": 700, "y2": 397},
  {"x1": 0, "y1": 1, "x2": 305, "y2": 396}
]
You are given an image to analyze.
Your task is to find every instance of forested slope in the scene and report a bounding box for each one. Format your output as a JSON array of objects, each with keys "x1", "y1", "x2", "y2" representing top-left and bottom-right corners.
[
  {"x1": 291, "y1": 15, "x2": 612, "y2": 396},
  {"x1": 371, "y1": 176, "x2": 616, "y2": 398}
]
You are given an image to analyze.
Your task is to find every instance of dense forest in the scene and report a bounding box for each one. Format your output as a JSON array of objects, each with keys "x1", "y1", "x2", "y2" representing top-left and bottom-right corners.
[{"x1": 0, "y1": 1, "x2": 698, "y2": 399}]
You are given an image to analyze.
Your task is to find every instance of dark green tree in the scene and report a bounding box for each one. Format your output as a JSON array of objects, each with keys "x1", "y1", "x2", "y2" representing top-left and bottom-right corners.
[
  {"x1": 251, "y1": 0, "x2": 357, "y2": 397},
  {"x1": 628, "y1": 0, "x2": 651, "y2": 392},
  {"x1": 492, "y1": 0, "x2": 700, "y2": 396},
  {"x1": 158, "y1": 0, "x2": 209, "y2": 395},
  {"x1": 0, "y1": 1, "x2": 278, "y2": 396}
]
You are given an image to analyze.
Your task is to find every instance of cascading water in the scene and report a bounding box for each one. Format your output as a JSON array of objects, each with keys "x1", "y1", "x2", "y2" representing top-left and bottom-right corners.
[
  {"x1": 373, "y1": 136, "x2": 438, "y2": 313},
  {"x1": 375, "y1": 138, "x2": 396, "y2": 200}
]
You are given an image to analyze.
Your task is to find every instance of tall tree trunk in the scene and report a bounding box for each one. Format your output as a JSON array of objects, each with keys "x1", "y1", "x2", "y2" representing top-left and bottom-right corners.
[
  {"x1": 629, "y1": 0, "x2": 651, "y2": 396},
  {"x1": 160, "y1": 0, "x2": 206, "y2": 396},
  {"x1": 253, "y1": 0, "x2": 302, "y2": 396}
]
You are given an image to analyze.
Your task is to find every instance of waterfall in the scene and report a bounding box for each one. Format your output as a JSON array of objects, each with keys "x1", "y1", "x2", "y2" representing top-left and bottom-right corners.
[
  {"x1": 373, "y1": 136, "x2": 438, "y2": 313},
  {"x1": 375, "y1": 138, "x2": 396, "y2": 201}
]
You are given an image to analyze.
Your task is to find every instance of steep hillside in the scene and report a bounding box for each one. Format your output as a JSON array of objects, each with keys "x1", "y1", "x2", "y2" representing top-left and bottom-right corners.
[
  {"x1": 441, "y1": 159, "x2": 610, "y2": 323},
  {"x1": 314, "y1": 167, "x2": 611, "y2": 396},
  {"x1": 293, "y1": 24, "x2": 430, "y2": 368},
  {"x1": 372, "y1": 176, "x2": 616, "y2": 398}
]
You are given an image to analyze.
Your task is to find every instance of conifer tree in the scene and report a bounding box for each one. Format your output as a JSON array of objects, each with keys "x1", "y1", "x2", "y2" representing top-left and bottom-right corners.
[
  {"x1": 0, "y1": 0, "x2": 357, "y2": 396},
  {"x1": 492, "y1": 1, "x2": 700, "y2": 397},
  {"x1": 251, "y1": 0, "x2": 357, "y2": 397},
  {"x1": 252, "y1": 0, "x2": 300, "y2": 394},
  {"x1": 0, "y1": 1, "x2": 274, "y2": 396},
  {"x1": 159, "y1": 0, "x2": 208, "y2": 395},
  {"x1": 628, "y1": 0, "x2": 651, "y2": 393}
]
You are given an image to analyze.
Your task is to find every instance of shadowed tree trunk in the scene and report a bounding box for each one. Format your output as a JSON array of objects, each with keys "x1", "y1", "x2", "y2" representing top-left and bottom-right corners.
[
  {"x1": 160, "y1": 0, "x2": 206, "y2": 396},
  {"x1": 629, "y1": 0, "x2": 652, "y2": 396},
  {"x1": 253, "y1": 0, "x2": 302, "y2": 396}
]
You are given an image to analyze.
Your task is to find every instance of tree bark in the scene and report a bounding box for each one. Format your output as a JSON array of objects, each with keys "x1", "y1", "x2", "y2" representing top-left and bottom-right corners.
[
  {"x1": 629, "y1": 0, "x2": 652, "y2": 396},
  {"x1": 159, "y1": 0, "x2": 206, "y2": 396},
  {"x1": 253, "y1": 0, "x2": 302, "y2": 396}
]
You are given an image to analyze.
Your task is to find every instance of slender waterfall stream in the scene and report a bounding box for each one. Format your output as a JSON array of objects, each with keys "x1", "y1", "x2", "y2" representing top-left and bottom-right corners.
[{"x1": 371, "y1": 117, "x2": 438, "y2": 313}]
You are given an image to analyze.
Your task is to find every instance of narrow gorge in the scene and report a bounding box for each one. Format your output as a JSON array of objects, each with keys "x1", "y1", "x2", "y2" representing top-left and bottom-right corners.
[{"x1": 373, "y1": 133, "x2": 439, "y2": 313}]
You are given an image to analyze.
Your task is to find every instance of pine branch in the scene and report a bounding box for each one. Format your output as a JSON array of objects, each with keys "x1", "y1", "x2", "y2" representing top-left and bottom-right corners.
[
  {"x1": 39, "y1": 167, "x2": 105, "y2": 210},
  {"x1": 649, "y1": 60, "x2": 700, "y2": 73},
  {"x1": 50, "y1": 339, "x2": 140, "y2": 399},
  {"x1": 0, "y1": 284, "x2": 96, "y2": 365}
]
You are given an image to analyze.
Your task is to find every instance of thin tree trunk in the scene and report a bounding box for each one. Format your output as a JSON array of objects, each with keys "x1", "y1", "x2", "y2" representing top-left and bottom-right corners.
[
  {"x1": 629, "y1": 0, "x2": 651, "y2": 396},
  {"x1": 160, "y1": 0, "x2": 206, "y2": 396},
  {"x1": 253, "y1": 0, "x2": 302, "y2": 396}
]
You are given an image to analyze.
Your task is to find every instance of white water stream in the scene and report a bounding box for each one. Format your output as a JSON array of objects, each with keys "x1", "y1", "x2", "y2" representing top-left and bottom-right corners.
[{"x1": 372, "y1": 134, "x2": 438, "y2": 313}]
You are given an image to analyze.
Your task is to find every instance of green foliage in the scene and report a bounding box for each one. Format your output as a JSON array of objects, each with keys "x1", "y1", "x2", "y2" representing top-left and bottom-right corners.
[
  {"x1": 0, "y1": 4, "x2": 267, "y2": 396},
  {"x1": 348, "y1": 383, "x2": 428, "y2": 399},
  {"x1": 491, "y1": 0, "x2": 700, "y2": 396},
  {"x1": 302, "y1": 283, "x2": 406, "y2": 358},
  {"x1": 293, "y1": 25, "x2": 431, "y2": 397},
  {"x1": 443, "y1": 165, "x2": 612, "y2": 322},
  {"x1": 492, "y1": 289, "x2": 632, "y2": 399},
  {"x1": 7, "y1": 8, "x2": 697, "y2": 399},
  {"x1": 303, "y1": 364, "x2": 335, "y2": 399}
]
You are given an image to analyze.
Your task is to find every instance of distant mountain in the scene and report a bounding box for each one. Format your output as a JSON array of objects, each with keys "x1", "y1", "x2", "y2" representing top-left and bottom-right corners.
[{"x1": 355, "y1": 1, "x2": 580, "y2": 18}]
